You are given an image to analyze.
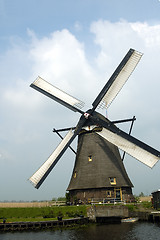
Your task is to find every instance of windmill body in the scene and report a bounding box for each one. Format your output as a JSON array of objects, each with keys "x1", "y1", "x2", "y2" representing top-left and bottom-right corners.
[
  {"x1": 29, "y1": 49, "x2": 160, "y2": 204},
  {"x1": 67, "y1": 112, "x2": 134, "y2": 203}
]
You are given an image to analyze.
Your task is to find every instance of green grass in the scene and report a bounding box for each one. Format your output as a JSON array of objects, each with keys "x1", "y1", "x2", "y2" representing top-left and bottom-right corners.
[
  {"x1": 141, "y1": 201, "x2": 152, "y2": 209},
  {"x1": 127, "y1": 202, "x2": 153, "y2": 212},
  {"x1": 127, "y1": 204, "x2": 138, "y2": 211},
  {"x1": 0, "y1": 205, "x2": 87, "y2": 223},
  {"x1": 0, "y1": 202, "x2": 153, "y2": 223}
]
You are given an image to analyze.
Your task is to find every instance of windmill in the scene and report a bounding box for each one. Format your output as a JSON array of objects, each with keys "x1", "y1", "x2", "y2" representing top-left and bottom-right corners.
[{"x1": 29, "y1": 48, "x2": 160, "y2": 204}]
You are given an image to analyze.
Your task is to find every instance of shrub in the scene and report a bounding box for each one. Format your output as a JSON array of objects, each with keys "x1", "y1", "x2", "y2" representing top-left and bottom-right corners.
[
  {"x1": 57, "y1": 211, "x2": 63, "y2": 217},
  {"x1": 66, "y1": 210, "x2": 84, "y2": 218},
  {"x1": 42, "y1": 209, "x2": 55, "y2": 218},
  {"x1": 127, "y1": 204, "x2": 137, "y2": 211}
]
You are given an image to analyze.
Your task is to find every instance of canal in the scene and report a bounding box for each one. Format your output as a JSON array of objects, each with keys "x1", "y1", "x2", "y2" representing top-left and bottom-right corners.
[{"x1": 0, "y1": 222, "x2": 160, "y2": 240}]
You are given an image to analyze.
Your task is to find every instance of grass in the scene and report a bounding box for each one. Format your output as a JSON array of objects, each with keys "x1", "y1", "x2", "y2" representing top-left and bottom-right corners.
[
  {"x1": 126, "y1": 201, "x2": 153, "y2": 212},
  {"x1": 0, "y1": 202, "x2": 153, "y2": 223},
  {"x1": 0, "y1": 205, "x2": 87, "y2": 223},
  {"x1": 127, "y1": 204, "x2": 138, "y2": 211},
  {"x1": 141, "y1": 201, "x2": 152, "y2": 209}
]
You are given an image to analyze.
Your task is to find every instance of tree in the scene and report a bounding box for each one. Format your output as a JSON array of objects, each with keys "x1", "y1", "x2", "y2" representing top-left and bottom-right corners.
[{"x1": 139, "y1": 192, "x2": 145, "y2": 197}]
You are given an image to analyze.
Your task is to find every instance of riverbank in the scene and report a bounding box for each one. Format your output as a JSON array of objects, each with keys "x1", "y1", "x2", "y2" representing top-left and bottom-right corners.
[
  {"x1": 0, "y1": 217, "x2": 89, "y2": 231},
  {"x1": 0, "y1": 202, "x2": 159, "y2": 231},
  {"x1": 1, "y1": 211, "x2": 160, "y2": 232},
  {"x1": 0, "y1": 205, "x2": 87, "y2": 223}
]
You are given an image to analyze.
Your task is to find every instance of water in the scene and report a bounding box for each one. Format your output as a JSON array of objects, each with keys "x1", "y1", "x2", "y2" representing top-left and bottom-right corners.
[{"x1": 0, "y1": 222, "x2": 160, "y2": 240}]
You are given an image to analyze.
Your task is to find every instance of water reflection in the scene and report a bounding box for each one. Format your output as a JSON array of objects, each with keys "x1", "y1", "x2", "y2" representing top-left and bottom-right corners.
[{"x1": 1, "y1": 222, "x2": 160, "y2": 240}]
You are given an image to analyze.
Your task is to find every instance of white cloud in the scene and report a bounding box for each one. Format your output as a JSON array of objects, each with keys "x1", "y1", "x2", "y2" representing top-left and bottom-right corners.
[
  {"x1": 131, "y1": 22, "x2": 160, "y2": 48},
  {"x1": 28, "y1": 28, "x2": 99, "y2": 102}
]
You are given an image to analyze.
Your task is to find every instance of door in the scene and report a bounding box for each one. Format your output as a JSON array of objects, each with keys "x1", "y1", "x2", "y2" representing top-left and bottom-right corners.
[{"x1": 115, "y1": 188, "x2": 122, "y2": 201}]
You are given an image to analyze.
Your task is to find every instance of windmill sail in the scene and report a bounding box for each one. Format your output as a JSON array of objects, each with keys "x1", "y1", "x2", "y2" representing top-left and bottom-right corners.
[
  {"x1": 92, "y1": 49, "x2": 143, "y2": 110},
  {"x1": 30, "y1": 76, "x2": 84, "y2": 113},
  {"x1": 29, "y1": 130, "x2": 74, "y2": 189},
  {"x1": 29, "y1": 113, "x2": 87, "y2": 189},
  {"x1": 97, "y1": 128, "x2": 160, "y2": 168}
]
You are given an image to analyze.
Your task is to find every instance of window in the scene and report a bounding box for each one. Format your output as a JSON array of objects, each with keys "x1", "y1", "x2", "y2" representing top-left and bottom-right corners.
[
  {"x1": 74, "y1": 171, "x2": 77, "y2": 178},
  {"x1": 109, "y1": 177, "x2": 116, "y2": 185},
  {"x1": 88, "y1": 155, "x2": 92, "y2": 162},
  {"x1": 106, "y1": 191, "x2": 111, "y2": 197}
]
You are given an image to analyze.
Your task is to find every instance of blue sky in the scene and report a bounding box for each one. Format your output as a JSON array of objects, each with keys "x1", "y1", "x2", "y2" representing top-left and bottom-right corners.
[{"x1": 1, "y1": 0, "x2": 160, "y2": 201}]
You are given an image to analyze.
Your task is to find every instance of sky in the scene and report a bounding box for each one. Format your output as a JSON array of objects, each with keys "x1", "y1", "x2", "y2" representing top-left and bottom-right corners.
[{"x1": 1, "y1": 0, "x2": 160, "y2": 201}]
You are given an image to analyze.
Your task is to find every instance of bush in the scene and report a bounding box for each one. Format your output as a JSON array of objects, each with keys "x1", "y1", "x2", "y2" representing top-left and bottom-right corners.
[
  {"x1": 66, "y1": 210, "x2": 84, "y2": 218},
  {"x1": 42, "y1": 209, "x2": 55, "y2": 218},
  {"x1": 127, "y1": 204, "x2": 137, "y2": 211},
  {"x1": 57, "y1": 211, "x2": 63, "y2": 217}
]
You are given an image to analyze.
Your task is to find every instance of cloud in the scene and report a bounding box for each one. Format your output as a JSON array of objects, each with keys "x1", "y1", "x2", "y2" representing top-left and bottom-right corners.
[
  {"x1": 131, "y1": 22, "x2": 160, "y2": 48},
  {"x1": 28, "y1": 29, "x2": 98, "y2": 99},
  {"x1": 1, "y1": 20, "x2": 160, "y2": 200}
]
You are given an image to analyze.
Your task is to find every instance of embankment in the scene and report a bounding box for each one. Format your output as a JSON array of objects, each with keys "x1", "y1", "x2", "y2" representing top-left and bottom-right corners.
[{"x1": 0, "y1": 203, "x2": 159, "y2": 231}]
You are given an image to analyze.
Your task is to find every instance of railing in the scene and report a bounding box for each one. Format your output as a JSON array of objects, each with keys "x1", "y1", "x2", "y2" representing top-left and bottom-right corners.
[{"x1": 88, "y1": 198, "x2": 124, "y2": 205}]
